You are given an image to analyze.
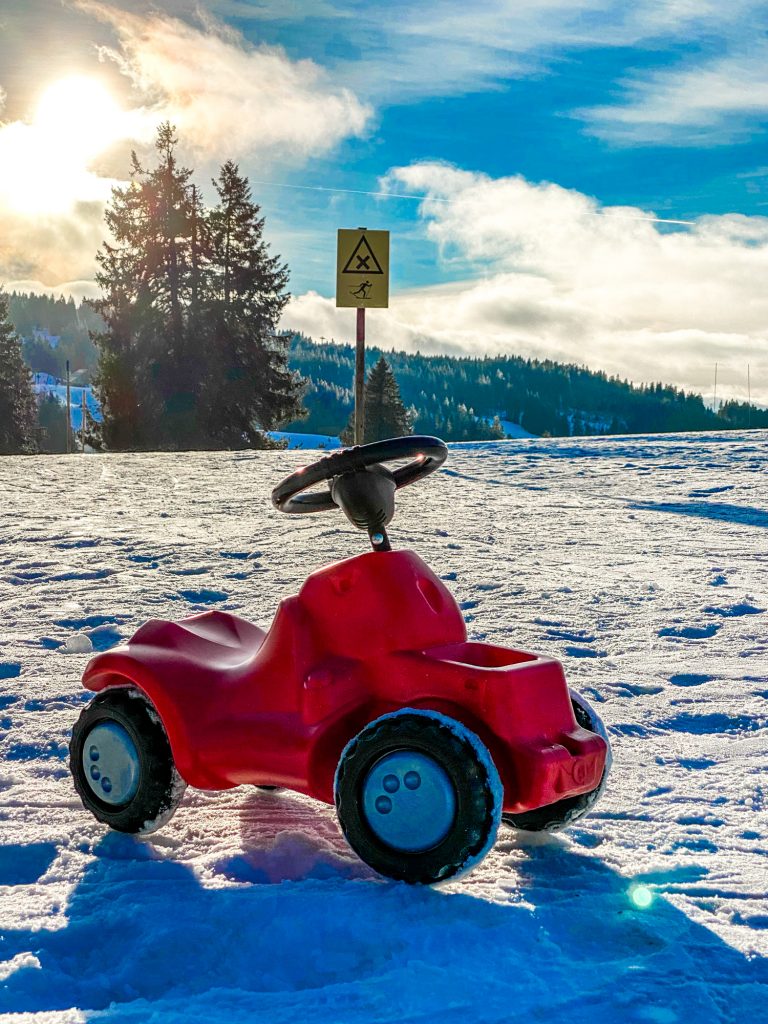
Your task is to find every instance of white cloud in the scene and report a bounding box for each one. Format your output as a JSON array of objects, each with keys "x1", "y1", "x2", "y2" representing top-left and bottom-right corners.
[
  {"x1": 3, "y1": 279, "x2": 102, "y2": 302},
  {"x1": 285, "y1": 163, "x2": 768, "y2": 405},
  {"x1": 583, "y1": 40, "x2": 768, "y2": 144},
  {"x1": 81, "y1": 1, "x2": 371, "y2": 163},
  {"x1": 0, "y1": 200, "x2": 108, "y2": 288}
]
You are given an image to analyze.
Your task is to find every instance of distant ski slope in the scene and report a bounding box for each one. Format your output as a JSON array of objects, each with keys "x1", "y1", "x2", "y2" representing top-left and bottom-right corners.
[{"x1": 0, "y1": 431, "x2": 766, "y2": 1022}]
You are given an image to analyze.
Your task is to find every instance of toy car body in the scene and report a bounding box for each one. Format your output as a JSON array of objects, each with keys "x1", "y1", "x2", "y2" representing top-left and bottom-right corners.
[{"x1": 82, "y1": 548, "x2": 606, "y2": 812}]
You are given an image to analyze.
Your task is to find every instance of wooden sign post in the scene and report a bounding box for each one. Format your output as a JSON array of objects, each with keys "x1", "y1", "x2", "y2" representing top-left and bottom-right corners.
[{"x1": 336, "y1": 228, "x2": 390, "y2": 444}]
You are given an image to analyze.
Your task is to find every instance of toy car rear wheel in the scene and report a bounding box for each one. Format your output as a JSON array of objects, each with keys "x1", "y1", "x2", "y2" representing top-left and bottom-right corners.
[
  {"x1": 335, "y1": 709, "x2": 502, "y2": 884},
  {"x1": 69, "y1": 688, "x2": 186, "y2": 834},
  {"x1": 502, "y1": 691, "x2": 612, "y2": 833}
]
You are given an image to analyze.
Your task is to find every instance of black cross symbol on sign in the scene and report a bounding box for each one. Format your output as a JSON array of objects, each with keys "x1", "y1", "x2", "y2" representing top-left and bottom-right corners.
[{"x1": 342, "y1": 234, "x2": 384, "y2": 275}]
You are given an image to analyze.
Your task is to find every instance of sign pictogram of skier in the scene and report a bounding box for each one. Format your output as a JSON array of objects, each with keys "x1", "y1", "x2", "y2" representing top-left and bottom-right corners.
[
  {"x1": 351, "y1": 281, "x2": 373, "y2": 300},
  {"x1": 342, "y1": 234, "x2": 384, "y2": 275}
]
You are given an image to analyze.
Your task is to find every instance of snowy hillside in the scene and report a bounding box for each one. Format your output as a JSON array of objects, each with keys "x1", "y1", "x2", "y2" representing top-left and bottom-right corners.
[{"x1": 1, "y1": 432, "x2": 766, "y2": 1021}]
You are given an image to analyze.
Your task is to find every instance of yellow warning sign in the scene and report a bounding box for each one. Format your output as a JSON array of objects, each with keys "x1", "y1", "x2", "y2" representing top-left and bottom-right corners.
[{"x1": 336, "y1": 229, "x2": 390, "y2": 308}]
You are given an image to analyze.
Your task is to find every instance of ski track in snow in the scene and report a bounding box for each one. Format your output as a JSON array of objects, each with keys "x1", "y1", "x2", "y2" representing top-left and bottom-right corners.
[{"x1": 0, "y1": 431, "x2": 766, "y2": 1022}]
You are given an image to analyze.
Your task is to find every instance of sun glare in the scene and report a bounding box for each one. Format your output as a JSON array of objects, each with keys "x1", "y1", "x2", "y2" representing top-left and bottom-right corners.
[
  {"x1": 36, "y1": 76, "x2": 122, "y2": 155},
  {"x1": 0, "y1": 75, "x2": 124, "y2": 217}
]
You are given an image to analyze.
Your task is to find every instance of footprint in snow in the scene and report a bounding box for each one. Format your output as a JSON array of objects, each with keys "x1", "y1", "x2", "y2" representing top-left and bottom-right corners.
[
  {"x1": 4, "y1": 570, "x2": 47, "y2": 584},
  {"x1": 6, "y1": 740, "x2": 69, "y2": 761},
  {"x1": 669, "y1": 673, "x2": 714, "y2": 687},
  {"x1": 547, "y1": 628, "x2": 596, "y2": 644},
  {"x1": 177, "y1": 588, "x2": 229, "y2": 605},
  {"x1": 672, "y1": 836, "x2": 719, "y2": 854},
  {"x1": 52, "y1": 568, "x2": 115, "y2": 582},
  {"x1": 658, "y1": 623, "x2": 720, "y2": 639},
  {"x1": 53, "y1": 614, "x2": 119, "y2": 630},
  {"x1": 664, "y1": 711, "x2": 763, "y2": 735},
  {"x1": 0, "y1": 662, "x2": 21, "y2": 679},
  {"x1": 0, "y1": 842, "x2": 58, "y2": 885},
  {"x1": 606, "y1": 681, "x2": 664, "y2": 697},
  {"x1": 704, "y1": 602, "x2": 765, "y2": 618},
  {"x1": 565, "y1": 645, "x2": 606, "y2": 659},
  {"x1": 688, "y1": 485, "x2": 734, "y2": 497},
  {"x1": 678, "y1": 757, "x2": 717, "y2": 771},
  {"x1": 25, "y1": 693, "x2": 90, "y2": 711},
  {"x1": 89, "y1": 626, "x2": 123, "y2": 652}
]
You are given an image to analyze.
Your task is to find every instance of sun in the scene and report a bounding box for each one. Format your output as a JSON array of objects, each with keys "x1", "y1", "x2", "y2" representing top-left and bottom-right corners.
[
  {"x1": 0, "y1": 75, "x2": 125, "y2": 217},
  {"x1": 35, "y1": 75, "x2": 123, "y2": 156}
]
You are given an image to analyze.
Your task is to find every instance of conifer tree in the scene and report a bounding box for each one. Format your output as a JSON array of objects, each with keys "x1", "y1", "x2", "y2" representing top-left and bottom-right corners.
[
  {"x1": 37, "y1": 393, "x2": 68, "y2": 453},
  {"x1": 203, "y1": 161, "x2": 302, "y2": 446},
  {"x1": 91, "y1": 123, "x2": 201, "y2": 448},
  {"x1": 0, "y1": 294, "x2": 38, "y2": 454},
  {"x1": 341, "y1": 356, "x2": 412, "y2": 444}
]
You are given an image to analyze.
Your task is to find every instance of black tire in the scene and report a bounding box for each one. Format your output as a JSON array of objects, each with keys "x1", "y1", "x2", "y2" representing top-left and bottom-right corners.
[
  {"x1": 69, "y1": 688, "x2": 186, "y2": 834},
  {"x1": 502, "y1": 691, "x2": 612, "y2": 833},
  {"x1": 335, "y1": 710, "x2": 501, "y2": 884}
]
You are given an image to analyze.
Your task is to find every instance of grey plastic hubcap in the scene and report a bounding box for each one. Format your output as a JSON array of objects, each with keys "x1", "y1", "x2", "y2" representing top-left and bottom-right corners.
[
  {"x1": 362, "y1": 750, "x2": 457, "y2": 853},
  {"x1": 82, "y1": 721, "x2": 141, "y2": 806}
]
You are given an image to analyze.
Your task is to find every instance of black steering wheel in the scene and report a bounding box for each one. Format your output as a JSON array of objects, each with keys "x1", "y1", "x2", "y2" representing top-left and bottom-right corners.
[{"x1": 271, "y1": 435, "x2": 448, "y2": 515}]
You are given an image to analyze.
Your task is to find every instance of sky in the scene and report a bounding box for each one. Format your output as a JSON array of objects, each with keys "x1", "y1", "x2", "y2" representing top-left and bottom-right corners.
[{"x1": 0, "y1": 1, "x2": 767, "y2": 405}]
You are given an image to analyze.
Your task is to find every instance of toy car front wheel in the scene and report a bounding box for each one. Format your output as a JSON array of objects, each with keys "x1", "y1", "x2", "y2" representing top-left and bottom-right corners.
[
  {"x1": 503, "y1": 690, "x2": 612, "y2": 833},
  {"x1": 335, "y1": 709, "x2": 502, "y2": 884},
  {"x1": 69, "y1": 688, "x2": 186, "y2": 834}
]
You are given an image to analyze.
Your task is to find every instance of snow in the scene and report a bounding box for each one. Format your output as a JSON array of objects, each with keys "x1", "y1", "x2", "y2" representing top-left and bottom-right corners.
[
  {"x1": 497, "y1": 418, "x2": 536, "y2": 439},
  {"x1": 267, "y1": 431, "x2": 341, "y2": 449},
  {"x1": 1, "y1": 431, "x2": 767, "y2": 1021},
  {"x1": 481, "y1": 416, "x2": 537, "y2": 439},
  {"x1": 32, "y1": 381, "x2": 102, "y2": 431}
]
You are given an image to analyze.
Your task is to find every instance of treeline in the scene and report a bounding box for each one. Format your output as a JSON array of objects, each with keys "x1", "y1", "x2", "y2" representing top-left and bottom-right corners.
[
  {"x1": 7, "y1": 292, "x2": 101, "y2": 380},
  {"x1": 283, "y1": 334, "x2": 768, "y2": 438},
  {"x1": 12, "y1": 305, "x2": 768, "y2": 441}
]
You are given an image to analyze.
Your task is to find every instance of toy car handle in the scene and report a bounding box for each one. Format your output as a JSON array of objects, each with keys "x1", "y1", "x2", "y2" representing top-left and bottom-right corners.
[{"x1": 271, "y1": 436, "x2": 448, "y2": 514}]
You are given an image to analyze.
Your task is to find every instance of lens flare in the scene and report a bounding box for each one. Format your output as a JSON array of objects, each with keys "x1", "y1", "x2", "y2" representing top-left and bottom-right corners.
[{"x1": 628, "y1": 883, "x2": 654, "y2": 909}]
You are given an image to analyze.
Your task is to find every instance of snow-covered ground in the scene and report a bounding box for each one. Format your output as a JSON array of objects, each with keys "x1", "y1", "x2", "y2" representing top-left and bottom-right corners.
[
  {"x1": 1, "y1": 431, "x2": 766, "y2": 1022},
  {"x1": 267, "y1": 430, "x2": 341, "y2": 449}
]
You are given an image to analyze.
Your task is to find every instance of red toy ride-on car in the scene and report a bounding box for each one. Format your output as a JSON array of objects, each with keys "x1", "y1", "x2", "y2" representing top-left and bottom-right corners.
[{"x1": 70, "y1": 436, "x2": 612, "y2": 884}]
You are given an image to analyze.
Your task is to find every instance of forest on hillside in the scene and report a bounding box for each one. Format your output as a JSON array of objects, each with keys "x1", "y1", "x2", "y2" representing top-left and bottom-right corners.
[
  {"x1": 7, "y1": 292, "x2": 767, "y2": 441},
  {"x1": 283, "y1": 334, "x2": 767, "y2": 438},
  {"x1": 7, "y1": 292, "x2": 101, "y2": 381}
]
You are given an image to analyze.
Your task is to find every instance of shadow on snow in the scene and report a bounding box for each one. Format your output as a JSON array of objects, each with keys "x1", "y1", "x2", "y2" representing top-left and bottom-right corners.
[
  {"x1": 630, "y1": 500, "x2": 768, "y2": 529},
  {"x1": 1, "y1": 792, "x2": 766, "y2": 1022}
]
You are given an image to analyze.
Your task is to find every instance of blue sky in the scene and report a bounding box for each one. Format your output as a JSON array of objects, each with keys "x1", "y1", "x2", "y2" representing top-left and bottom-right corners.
[
  {"x1": 218, "y1": 1, "x2": 768, "y2": 293},
  {"x1": 1, "y1": 1, "x2": 767, "y2": 402}
]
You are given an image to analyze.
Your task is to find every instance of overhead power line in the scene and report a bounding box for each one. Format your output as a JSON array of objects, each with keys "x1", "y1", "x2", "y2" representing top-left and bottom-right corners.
[{"x1": 249, "y1": 178, "x2": 696, "y2": 226}]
